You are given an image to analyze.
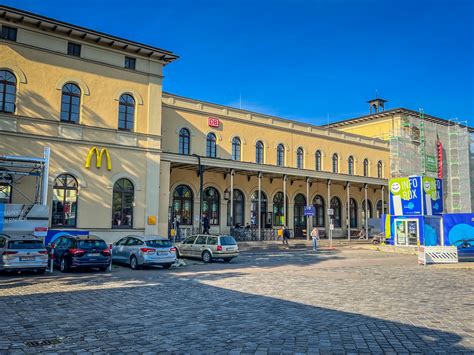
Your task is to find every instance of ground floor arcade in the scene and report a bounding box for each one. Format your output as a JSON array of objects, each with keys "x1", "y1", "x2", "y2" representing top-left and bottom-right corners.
[{"x1": 160, "y1": 153, "x2": 388, "y2": 239}]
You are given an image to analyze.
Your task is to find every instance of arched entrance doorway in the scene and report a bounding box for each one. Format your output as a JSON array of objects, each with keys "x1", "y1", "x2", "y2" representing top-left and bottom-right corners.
[{"x1": 293, "y1": 193, "x2": 306, "y2": 238}]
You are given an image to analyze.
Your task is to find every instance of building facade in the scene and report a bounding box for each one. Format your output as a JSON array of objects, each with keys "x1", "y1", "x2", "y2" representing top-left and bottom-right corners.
[
  {"x1": 2, "y1": 6, "x2": 469, "y2": 243},
  {"x1": 327, "y1": 106, "x2": 474, "y2": 213}
]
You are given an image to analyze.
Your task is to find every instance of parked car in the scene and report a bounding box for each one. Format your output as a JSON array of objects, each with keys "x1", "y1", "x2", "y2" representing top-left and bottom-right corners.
[
  {"x1": 176, "y1": 235, "x2": 239, "y2": 263},
  {"x1": 456, "y1": 239, "x2": 474, "y2": 261},
  {"x1": 0, "y1": 234, "x2": 48, "y2": 274},
  {"x1": 48, "y1": 234, "x2": 111, "y2": 272},
  {"x1": 112, "y1": 235, "x2": 176, "y2": 270}
]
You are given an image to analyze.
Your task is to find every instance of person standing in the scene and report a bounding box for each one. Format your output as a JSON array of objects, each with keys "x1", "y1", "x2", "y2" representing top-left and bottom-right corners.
[
  {"x1": 282, "y1": 226, "x2": 290, "y2": 248},
  {"x1": 311, "y1": 227, "x2": 319, "y2": 252},
  {"x1": 202, "y1": 214, "x2": 210, "y2": 234}
]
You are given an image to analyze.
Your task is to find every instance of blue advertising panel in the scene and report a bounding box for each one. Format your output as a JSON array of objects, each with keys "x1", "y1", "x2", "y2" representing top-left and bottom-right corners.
[
  {"x1": 422, "y1": 177, "x2": 443, "y2": 215},
  {"x1": 304, "y1": 206, "x2": 315, "y2": 216},
  {"x1": 423, "y1": 216, "x2": 442, "y2": 246},
  {"x1": 443, "y1": 213, "x2": 474, "y2": 246},
  {"x1": 45, "y1": 229, "x2": 89, "y2": 246},
  {"x1": 389, "y1": 176, "x2": 423, "y2": 216}
]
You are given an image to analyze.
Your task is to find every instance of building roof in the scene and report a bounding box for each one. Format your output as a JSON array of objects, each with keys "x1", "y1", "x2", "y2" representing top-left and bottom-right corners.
[
  {"x1": 324, "y1": 108, "x2": 474, "y2": 132},
  {"x1": 0, "y1": 5, "x2": 179, "y2": 64}
]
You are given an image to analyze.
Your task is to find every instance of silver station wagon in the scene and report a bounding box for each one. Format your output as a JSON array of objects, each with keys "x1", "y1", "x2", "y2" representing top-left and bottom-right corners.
[
  {"x1": 0, "y1": 234, "x2": 48, "y2": 274},
  {"x1": 112, "y1": 235, "x2": 177, "y2": 270},
  {"x1": 176, "y1": 235, "x2": 239, "y2": 263}
]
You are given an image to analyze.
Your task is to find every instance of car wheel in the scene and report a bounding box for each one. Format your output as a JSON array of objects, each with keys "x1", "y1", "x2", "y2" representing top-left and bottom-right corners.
[
  {"x1": 60, "y1": 258, "x2": 69, "y2": 273},
  {"x1": 175, "y1": 248, "x2": 180, "y2": 258},
  {"x1": 130, "y1": 256, "x2": 139, "y2": 270},
  {"x1": 202, "y1": 251, "x2": 212, "y2": 263},
  {"x1": 36, "y1": 268, "x2": 46, "y2": 274},
  {"x1": 223, "y1": 258, "x2": 232, "y2": 263},
  {"x1": 162, "y1": 263, "x2": 172, "y2": 269}
]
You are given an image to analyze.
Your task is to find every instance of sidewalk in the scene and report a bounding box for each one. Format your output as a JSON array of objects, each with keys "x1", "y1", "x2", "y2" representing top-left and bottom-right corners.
[{"x1": 237, "y1": 239, "x2": 371, "y2": 253}]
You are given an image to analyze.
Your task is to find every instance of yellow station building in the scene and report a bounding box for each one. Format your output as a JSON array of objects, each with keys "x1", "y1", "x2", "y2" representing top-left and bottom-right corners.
[{"x1": 2, "y1": 6, "x2": 468, "y2": 243}]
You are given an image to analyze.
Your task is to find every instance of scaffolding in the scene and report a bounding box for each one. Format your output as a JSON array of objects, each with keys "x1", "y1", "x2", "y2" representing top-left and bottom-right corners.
[{"x1": 448, "y1": 121, "x2": 469, "y2": 212}]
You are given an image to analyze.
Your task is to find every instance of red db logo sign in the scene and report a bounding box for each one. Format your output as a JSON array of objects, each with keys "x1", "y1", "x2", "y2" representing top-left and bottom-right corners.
[{"x1": 208, "y1": 117, "x2": 220, "y2": 128}]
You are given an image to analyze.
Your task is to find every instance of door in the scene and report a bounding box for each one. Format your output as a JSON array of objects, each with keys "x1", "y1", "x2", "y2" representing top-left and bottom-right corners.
[
  {"x1": 193, "y1": 235, "x2": 208, "y2": 258},
  {"x1": 180, "y1": 235, "x2": 197, "y2": 257},
  {"x1": 294, "y1": 194, "x2": 307, "y2": 238},
  {"x1": 113, "y1": 237, "x2": 128, "y2": 262},
  {"x1": 395, "y1": 219, "x2": 419, "y2": 246}
]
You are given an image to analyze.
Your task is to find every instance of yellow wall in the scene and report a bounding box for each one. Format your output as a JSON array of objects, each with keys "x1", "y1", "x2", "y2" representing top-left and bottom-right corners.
[
  {"x1": 334, "y1": 115, "x2": 403, "y2": 141},
  {"x1": 162, "y1": 97, "x2": 390, "y2": 179},
  {"x1": 1, "y1": 42, "x2": 162, "y2": 136}
]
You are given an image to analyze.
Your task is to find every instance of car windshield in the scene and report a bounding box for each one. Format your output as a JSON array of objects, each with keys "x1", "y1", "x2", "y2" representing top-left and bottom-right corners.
[
  {"x1": 8, "y1": 240, "x2": 44, "y2": 249},
  {"x1": 146, "y1": 240, "x2": 172, "y2": 248},
  {"x1": 77, "y1": 240, "x2": 107, "y2": 249},
  {"x1": 220, "y1": 236, "x2": 237, "y2": 246}
]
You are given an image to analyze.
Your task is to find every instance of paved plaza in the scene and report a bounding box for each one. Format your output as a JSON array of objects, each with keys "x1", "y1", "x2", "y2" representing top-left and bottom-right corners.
[{"x1": 0, "y1": 247, "x2": 473, "y2": 354}]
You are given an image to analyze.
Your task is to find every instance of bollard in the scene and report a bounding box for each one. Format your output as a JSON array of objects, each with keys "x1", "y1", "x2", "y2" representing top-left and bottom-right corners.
[
  {"x1": 49, "y1": 247, "x2": 54, "y2": 273},
  {"x1": 108, "y1": 244, "x2": 113, "y2": 271}
]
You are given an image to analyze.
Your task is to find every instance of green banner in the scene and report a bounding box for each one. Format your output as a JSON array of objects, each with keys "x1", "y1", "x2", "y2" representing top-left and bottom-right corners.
[{"x1": 426, "y1": 155, "x2": 437, "y2": 172}]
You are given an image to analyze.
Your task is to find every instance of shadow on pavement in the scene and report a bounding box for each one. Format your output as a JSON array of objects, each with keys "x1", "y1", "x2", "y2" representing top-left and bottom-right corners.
[{"x1": 0, "y1": 264, "x2": 472, "y2": 353}]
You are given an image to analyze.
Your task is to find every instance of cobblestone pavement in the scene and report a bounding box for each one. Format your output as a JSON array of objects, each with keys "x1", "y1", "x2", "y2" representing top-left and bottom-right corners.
[{"x1": 0, "y1": 247, "x2": 473, "y2": 354}]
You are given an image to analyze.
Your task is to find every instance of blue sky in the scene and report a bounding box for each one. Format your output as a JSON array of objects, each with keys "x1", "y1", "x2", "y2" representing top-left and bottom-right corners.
[{"x1": 4, "y1": 0, "x2": 474, "y2": 125}]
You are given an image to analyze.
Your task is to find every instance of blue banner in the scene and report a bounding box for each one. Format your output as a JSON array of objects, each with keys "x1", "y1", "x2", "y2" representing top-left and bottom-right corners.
[
  {"x1": 45, "y1": 229, "x2": 89, "y2": 246},
  {"x1": 443, "y1": 213, "x2": 474, "y2": 246}
]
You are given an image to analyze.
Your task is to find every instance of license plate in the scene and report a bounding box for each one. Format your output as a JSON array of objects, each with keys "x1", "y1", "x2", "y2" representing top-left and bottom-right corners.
[
  {"x1": 20, "y1": 257, "x2": 35, "y2": 261},
  {"x1": 157, "y1": 252, "x2": 167, "y2": 256},
  {"x1": 88, "y1": 253, "x2": 100, "y2": 257},
  {"x1": 226, "y1": 248, "x2": 234, "y2": 251}
]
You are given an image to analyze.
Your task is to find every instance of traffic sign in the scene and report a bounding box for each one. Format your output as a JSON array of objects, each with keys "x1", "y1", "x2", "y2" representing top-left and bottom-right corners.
[{"x1": 304, "y1": 206, "x2": 315, "y2": 216}]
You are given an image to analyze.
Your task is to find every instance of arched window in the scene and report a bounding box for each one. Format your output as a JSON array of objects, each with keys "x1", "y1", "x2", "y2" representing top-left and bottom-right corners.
[
  {"x1": 348, "y1": 156, "x2": 354, "y2": 175},
  {"x1": 203, "y1": 187, "x2": 220, "y2": 225},
  {"x1": 363, "y1": 159, "x2": 369, "y2": 177},
  {"x1": 232, "y1": 137, "x2": 241, "y2": 161},
  {"x1": 118, "y1": 94, "x2": 135, "y2": 131},
  {"x1": 376, "y1": 200, "x2": 387, "y2": 218},
  {"x1": 52, "y1": 174, "x2": 78, "y2": 227},
  {"x1": 315, "y1": 150, "x2": 322, "y2": 171},
  {"x1": 362, "y1": 199, "x2": 373, "y2": 222},
  {"x1": 206, "y1": 133, "x2": 217, "y2": 158},
  {"x1": 332, "y1": 153, "x2": 339, "y2": 173},
  {"x1": 313, "y1": 195, "x2": 325, "y2": 227},
  {"x1": 330, "y1": 196, "x2": 342, "y2": 228},
  {"x1": 227, "y1": 189, "x2": 244, "y2": 226},
  {"x1": 0, "y1": 70, "x2": 16, "y2": 113},
  {"x1": 172, "y1": 185, "x2": 193, "y2": 225},
  {"x1": 277, "y1": 144, "x2": 285, "y2": 166},
  {"x1": 349, "y1": 198, "x2": 357, "y2": 228},
  {"x1": 179, "y1": 128, "x2": 190, "y2": 155},
  {"x1": 60, "y1": 83, "x2": 81, "y2": 123},
  {"x1": 251, "y1": 190, "x2": 267, "y2": 225},
  {"x1": 377, "y1": 161, "x2": 383, "y2": 178},
  {"x1": 296, "y1": 147, "x2": 304, "y2": 169},
  {"x1": 273, "y1": 192, "x2": 288, "y2": 226},
  {"x1": 112, "y1": 178, "x2": 134, "y2": 228},
  {"x1": 256, "y1": 140, "x2": 264, "y2": 164}
]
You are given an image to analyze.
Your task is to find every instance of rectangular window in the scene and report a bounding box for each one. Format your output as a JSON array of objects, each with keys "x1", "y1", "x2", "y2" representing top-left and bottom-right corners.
[
  {"x1": 1, "y1": 26, "x2": 17, "y2": 41},
  {"x1": 67, "y1": 42, "x2": 81, "y2": 57},
  {"x1": 124, "y1": 57, "x2": 136, "y2": 70}
]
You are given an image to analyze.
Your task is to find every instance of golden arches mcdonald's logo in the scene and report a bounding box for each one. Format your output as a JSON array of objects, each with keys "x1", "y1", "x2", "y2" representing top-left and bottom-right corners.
[{"x1": 85, "y1": 147, "x2": 112, "y2": 171}]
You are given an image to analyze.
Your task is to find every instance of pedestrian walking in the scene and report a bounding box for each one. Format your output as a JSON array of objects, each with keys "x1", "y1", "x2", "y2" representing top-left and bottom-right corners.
[
  {"x1": 202, "y1": 214, "x2": 210, "y2": 234},
  {"x1": 311, "y1": 227, "x2": 319, "y2": 252},
  {"x1": 282, "y1": 226, "x2": 290, "y2": 248}
]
